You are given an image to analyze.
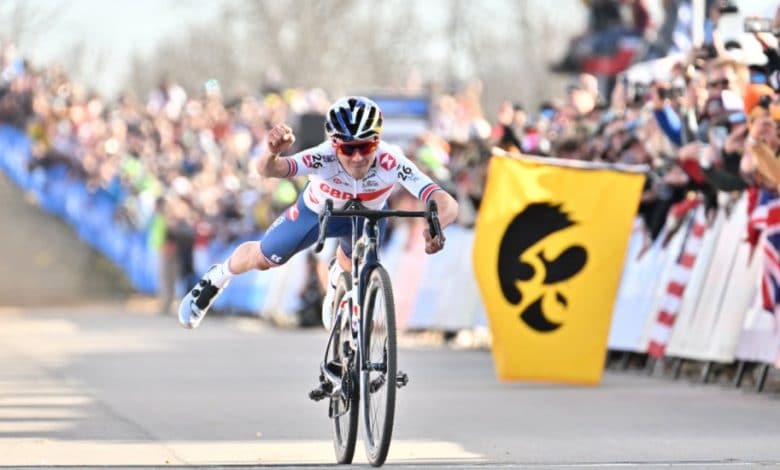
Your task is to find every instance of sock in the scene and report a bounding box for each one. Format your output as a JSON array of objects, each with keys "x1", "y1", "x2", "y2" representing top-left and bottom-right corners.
[
  {"x1": 321, "y1": 259, "x2": 344, "y2": 329},
  {"x1": 206, "y1": 258, "x2": 235, "y2": 288},
  {"x1": 328, "y1": 258, "x2": 344, "y2": 289}
]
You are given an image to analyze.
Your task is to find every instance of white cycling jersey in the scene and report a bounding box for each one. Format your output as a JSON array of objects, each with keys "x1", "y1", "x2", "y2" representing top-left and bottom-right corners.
[{"x1": 282, "y1": 140, "x2": 442, "y2": 212}]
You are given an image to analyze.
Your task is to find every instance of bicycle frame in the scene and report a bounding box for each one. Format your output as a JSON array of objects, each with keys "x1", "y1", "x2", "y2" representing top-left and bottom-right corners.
[{"x1": 315, "y1": 198, "x2": 441, "y2": 412}]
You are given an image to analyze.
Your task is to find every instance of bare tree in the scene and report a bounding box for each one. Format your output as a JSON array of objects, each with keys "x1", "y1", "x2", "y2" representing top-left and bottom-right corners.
[
  {"x1": 122, "y1": 0, "x2": 584, "y2": 114},
  {"x1": 125, "y1": 8, "x2": 242, "y2": 99},
  {"x1": 0, "y1": 0, "x2": 68, "y2": 46}
]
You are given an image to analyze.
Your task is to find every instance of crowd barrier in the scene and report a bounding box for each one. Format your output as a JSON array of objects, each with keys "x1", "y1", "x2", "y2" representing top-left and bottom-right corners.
[
  {"x1": 609, "y1": 194, "x2": 780, "y2": 370},
  {"x1": 0, "y1": 125, "x2": 486, "y2": 330},
  {"x1": 7, "y1": 121, "x2": 779, "y2": 361}
]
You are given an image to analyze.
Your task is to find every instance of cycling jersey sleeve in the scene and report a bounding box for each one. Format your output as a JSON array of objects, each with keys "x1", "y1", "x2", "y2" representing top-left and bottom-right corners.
[
  {"x1": 282, "y1": 142, "x2": 334, "y2": 178},
  {"x1": 395, "y1": 153, "x2": 443, "y2": 203}
]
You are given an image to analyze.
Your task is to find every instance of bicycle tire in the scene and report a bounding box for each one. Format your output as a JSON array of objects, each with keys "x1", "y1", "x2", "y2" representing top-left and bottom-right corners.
[
  {"x1": 330, "y1": 271, "x2": 359, "y2": 464},
  {"x1": 361, "y1": 266, "x2": 397, "y2": 467}
]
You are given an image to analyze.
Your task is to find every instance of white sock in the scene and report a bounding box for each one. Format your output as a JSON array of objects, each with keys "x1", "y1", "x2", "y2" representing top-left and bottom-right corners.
[
  {"x1": 328, "y1": 259, "x2": 344, "y2": 289},
  {"x1": 206, "y1": 259, "x2": 235, "y2": 288},
  {"x1": 321, "y1": 259, "x2": 344, "y2": 329}
]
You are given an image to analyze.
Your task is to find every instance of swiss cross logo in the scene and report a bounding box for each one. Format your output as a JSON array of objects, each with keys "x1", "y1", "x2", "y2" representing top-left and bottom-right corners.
[{"x1": 379, "y1": 153, "x2": 397, "y2": 171}]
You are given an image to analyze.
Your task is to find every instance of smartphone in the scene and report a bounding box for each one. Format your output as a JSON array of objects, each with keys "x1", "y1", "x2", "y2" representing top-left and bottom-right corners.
[{"x1": 744, "y1": 17, "x2": 774, "y2": 33}]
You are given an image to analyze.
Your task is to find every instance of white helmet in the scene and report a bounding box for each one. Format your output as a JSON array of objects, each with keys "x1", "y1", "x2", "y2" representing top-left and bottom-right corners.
[{"x1": 325, "y1": 96, "x2": 383, "y2": 141}]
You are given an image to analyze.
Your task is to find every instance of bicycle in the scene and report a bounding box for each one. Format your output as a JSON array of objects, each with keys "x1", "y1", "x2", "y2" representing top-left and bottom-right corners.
[{"x1": 308, "y1": 197, "x2": 443, "y2": 467}]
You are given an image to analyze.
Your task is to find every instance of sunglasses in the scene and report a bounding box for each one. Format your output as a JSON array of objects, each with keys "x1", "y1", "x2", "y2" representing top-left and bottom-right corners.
[
  {"x1": 337, "y1": 140, "x2": 378, "y2": 157},
  {"x1": 707, "y1": 79, "x2": 729, "y2": 89}
]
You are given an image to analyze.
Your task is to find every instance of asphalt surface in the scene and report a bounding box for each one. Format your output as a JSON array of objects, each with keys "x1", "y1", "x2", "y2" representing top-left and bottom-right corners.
[{"x1": 0, "y1": 304, "x2": 779, "y2": 469}]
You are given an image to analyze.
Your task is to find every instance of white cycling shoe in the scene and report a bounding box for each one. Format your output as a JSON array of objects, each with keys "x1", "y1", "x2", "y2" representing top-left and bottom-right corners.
[{"x1": 178, "y1": 265, "x2": 229, "y2": 329}]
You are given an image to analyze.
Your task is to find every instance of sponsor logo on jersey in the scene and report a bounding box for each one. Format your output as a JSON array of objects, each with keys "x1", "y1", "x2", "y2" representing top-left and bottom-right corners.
[
  {"x1": 333, "y1": 177, "x2": 344, "y2": 185},
  {"x1": 319, "y1": 182, "x2": 355, "y2": 200},
  {"x1": 317, "y1": 182, "x2": 392, "y2": 201},
  {"x1": 379, "y1": 153, "x2": 397, "y2": 171}
]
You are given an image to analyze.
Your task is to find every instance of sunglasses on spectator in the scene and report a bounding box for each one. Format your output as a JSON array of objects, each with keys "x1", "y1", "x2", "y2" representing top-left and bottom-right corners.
[
  {"x1": 336, "y1": 140, "x2": 378, "y2": 157},
  {"x1": 707, "y1": 79, "x2": 729, "y2": 89}
]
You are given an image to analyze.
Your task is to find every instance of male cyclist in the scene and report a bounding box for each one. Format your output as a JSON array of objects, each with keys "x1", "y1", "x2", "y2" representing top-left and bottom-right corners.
[{"x1": 179, "y1": 96, "x2": 459, "y2": 329}]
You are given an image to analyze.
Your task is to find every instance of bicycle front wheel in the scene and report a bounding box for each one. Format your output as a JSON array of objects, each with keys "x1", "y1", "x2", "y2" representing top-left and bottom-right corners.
[
  {"x1": 361, "y1": 266, "x2": 397, "y2": 467},
  {"x1": 330, "y1": 272, "x2": 359, "y2": 464}
]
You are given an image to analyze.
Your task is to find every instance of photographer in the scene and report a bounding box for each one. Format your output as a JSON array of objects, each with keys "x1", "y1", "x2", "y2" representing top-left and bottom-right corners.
[
  {"x1": 650, "y1": 76, "x2": 697, "y2": 147},
  {"x1": 746, "y1": 6, "x2": 780, "y2": 91},
  {"x1": 740, "y1": 91, "x2": 780, "y2": 190}
]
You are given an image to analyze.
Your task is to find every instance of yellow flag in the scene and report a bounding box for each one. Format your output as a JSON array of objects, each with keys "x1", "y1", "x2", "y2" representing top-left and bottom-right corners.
[{"x1": 473, "y1": 155, "x2": 645, "y2": 384}]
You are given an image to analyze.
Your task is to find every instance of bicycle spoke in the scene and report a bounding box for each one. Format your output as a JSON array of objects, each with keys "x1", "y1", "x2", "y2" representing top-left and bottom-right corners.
[
  {"x1": 361, "y1": 267, "x2": 396, "y2": 467},
  {"x1": 328, "y1": 272, "x2": 358, "y2": 464}
]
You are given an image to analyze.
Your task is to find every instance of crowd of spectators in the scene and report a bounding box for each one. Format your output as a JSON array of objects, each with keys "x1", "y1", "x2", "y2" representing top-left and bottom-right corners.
[{"x1": 0, "y1": 4, "x2": 779, "y2": 315}]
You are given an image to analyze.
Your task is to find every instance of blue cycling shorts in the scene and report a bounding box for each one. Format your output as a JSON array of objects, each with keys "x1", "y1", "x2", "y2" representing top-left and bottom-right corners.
[{"x1": 259, "y1": 192, "x2": 387, "y2": 266}]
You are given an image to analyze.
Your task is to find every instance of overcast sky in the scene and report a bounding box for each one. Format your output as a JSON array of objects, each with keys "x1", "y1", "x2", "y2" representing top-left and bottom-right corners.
[{"x1": 7, "y1": 0, "x2": 779, "y2": 98}]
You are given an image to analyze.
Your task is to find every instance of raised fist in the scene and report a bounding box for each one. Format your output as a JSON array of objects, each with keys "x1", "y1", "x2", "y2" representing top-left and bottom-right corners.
[{"x1": 267, "y1": 124, "x2": 296, "y2": 155}]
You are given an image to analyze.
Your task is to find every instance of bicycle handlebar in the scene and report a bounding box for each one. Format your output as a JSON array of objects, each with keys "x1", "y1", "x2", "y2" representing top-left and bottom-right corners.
[{"x1": 313, "y1": 198, "x2": 443, "y2": 253}]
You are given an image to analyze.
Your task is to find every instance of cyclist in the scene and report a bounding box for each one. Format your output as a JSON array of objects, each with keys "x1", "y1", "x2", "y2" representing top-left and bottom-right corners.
[{"x1": 179, "y1": 96, "x2": 459, "y2": 329}]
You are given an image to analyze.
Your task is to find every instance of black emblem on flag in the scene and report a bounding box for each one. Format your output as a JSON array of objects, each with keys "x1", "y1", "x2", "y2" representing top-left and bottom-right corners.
[{"x1": 498, "y1": 202, "x2": 588, "y2": 332}]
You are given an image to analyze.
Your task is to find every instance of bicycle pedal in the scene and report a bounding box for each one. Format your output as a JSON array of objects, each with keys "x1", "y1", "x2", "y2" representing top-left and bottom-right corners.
[
  {"x1": 396, "y1": 371, "x2": 409, "y2": 388},
  {"x1": 308, "y1": 387, "x2": 327, "y2": 401}
]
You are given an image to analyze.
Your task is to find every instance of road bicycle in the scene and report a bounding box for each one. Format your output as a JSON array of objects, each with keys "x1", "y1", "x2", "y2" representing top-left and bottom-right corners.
[{"x1": 308, "y1": 197, "x2": 442, "y2": 467}]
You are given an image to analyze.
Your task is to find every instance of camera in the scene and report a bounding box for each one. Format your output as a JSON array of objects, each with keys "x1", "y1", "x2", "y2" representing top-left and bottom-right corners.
[
  {"x1": 627, "y1": 82, "x2": 649, "y2": 106},
  {"x1": 744, "y1": 17, "x2": 776, "y2": 34},
  {"x1": 657, "y1": 86, "x2": 685, "y2": 100}
]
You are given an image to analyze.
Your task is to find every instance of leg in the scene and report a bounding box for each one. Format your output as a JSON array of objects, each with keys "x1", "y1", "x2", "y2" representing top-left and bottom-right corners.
[
  {"x1": 336, "y1": 244, "x2": 351, "y2": 272},
  {"x1": 226, "y1": 240, "x2": 276, "y2": 273},
  {"x1": 320, "y1": 244, "x2": 351, "y2": 329},
  {"x1": 321, "y1": 218, "x2": 388, "y2": 329},
  {"x1": 179, "y1": 195, "x2": 321, "y2": 329}
]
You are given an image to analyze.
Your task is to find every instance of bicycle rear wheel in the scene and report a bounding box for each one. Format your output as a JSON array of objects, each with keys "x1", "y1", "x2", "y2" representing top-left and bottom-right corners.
[
  {"x1": 329, "y1": 272, "x2": 359, "y2": 464},
  {"x1": 361, "y1": 266, "x2": 397, "y2": 467}
]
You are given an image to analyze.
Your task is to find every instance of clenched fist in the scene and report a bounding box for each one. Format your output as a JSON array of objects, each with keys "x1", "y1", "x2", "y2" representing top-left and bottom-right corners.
[{"x1": 267, "y1": 124, "x2": 296, "y2": 155}]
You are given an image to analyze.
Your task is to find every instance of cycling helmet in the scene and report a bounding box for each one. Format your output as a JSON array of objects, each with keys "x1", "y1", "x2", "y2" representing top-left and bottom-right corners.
[{"x1": 325, "y1": 96, "x2": 383, "y2": 141}]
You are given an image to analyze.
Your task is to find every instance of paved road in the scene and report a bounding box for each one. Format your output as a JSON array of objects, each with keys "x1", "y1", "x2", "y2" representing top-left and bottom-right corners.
[{"x1": 0, "y1": 305, "x2": 779, "y2": 469}]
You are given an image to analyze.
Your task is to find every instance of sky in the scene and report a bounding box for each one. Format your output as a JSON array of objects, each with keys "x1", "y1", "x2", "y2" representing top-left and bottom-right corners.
[
  {"x1": 14, "y1": 0, "x2": 228, "y2": 95},
  {"x1": 6, "y1": 0, "x2": 779, "y2": 99},
  {"x1": 9, "y1": 0, "x2": 586, "y2": 98}
]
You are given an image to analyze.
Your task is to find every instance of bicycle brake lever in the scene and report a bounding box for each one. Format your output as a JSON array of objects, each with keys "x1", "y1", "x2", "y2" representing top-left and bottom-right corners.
[
  {"x1": 315, "y1": 199, "x2": 334, "y2": 253},
  {"x1": 427, "y1": 200, "x2": 443, "y2": 241}
]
